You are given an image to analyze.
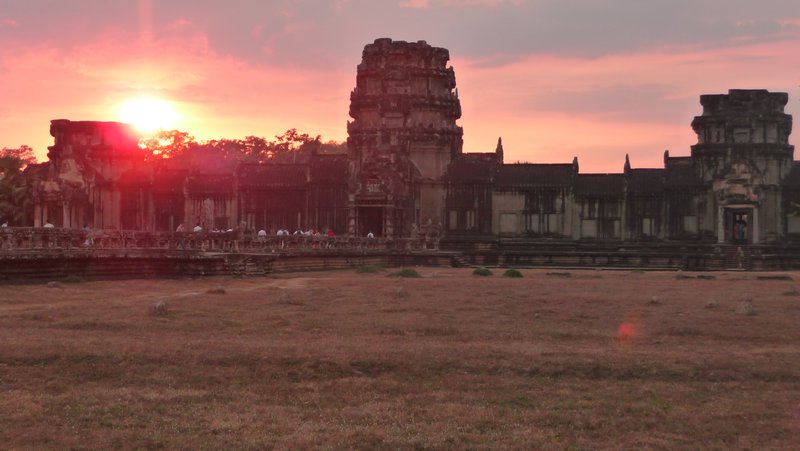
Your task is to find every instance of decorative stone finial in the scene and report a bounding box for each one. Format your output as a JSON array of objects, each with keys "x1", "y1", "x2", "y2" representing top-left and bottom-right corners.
[{"x1": 495, "y1": 137, "x2": 504, "y2": 163}]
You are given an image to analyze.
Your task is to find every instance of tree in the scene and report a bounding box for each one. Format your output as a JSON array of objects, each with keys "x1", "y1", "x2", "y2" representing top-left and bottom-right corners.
[
  {"x1": 202, "y1": 138, "x2": 247, "y2": 161},
  {"x1": 139, "y1": 128, "x2": 345, "y2": 163},
  {"x1": 0, "y1": 146, "x2": 36, "y2": 225},
  {"x1": 318, "y1": 139, "x2": 347, "y2": 155},
  {"x1": 139, "y1": 130, "x2": 196, "y2": 160},
  {"x1": 239, "y1": 135, "x2": 272, "y2": 162},
  {"x1": 0, "y1": 145, "x2": 37, "y2": 168},
  {"x1": 272, "y1": 128, "x2": 319, "y2": 156}
]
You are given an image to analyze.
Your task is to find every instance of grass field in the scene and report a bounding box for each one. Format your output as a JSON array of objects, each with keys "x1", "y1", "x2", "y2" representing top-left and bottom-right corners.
[{"x1": 1, "y1": 268, "x2": 800, "y2": 449}]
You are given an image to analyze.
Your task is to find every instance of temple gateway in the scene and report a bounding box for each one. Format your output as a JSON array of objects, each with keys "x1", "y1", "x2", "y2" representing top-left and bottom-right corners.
[{"x1": 24, "y1": 39, "x2": 798, "y2": 245}]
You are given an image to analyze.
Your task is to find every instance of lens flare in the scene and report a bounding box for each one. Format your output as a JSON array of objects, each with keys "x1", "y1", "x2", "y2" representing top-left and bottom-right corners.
[{"x1": 618, "y1": 322, "x2": 636, "y2": 341}]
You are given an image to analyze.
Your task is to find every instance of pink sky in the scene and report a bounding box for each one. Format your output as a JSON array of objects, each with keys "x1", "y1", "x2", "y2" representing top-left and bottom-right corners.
[{"x1": 0, "y1": 1, "x2": 798, "y2": 172}]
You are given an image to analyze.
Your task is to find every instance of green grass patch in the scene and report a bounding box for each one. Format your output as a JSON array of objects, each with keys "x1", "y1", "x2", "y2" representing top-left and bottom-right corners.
[
  {"x1": 503, "y1": 268, "x2": 523, "y2": 278},
  {"x1": 782, "y1": 286, "x2": 800, "y2": 296},
  {"x1": 61, "y1": 275, "x2": 87, "y2": 284},
  {"x1": 387, "y1": 268, "x2": 421, "y2": 278},
  {"x1": 472, "y1": 267, "x2": 493, "y2": 277},
  {"x1": 355, "y1": 265, "x2": 385, "y2": 274}
]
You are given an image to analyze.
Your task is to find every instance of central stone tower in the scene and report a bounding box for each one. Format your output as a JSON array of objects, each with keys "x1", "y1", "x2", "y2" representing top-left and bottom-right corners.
[{"x1": 347, "y1": 38, "x2": 463, "y2": 237}]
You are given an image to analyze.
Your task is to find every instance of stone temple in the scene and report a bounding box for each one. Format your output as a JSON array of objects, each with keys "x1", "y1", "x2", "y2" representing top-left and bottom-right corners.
[{"x1": 22, "y1": 38, "x2": 799, "y2": 246}]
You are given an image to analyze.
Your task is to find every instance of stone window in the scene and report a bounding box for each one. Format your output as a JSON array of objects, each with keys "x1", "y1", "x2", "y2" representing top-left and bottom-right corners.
[
  {"x1": 752, "y1": 126, "x2": 764, "y2": 143},
  {"x1": 642, "y1": 218, "x2": 654, "y2": 236},
  {"x1": 766, "y1": 124, "x2": 778, "y2": 143},
  {"x1": 580, "y1": 219, "x2": 597, "y2": 238},
  {"x1": 733, "y1": 128, "x2": 750, "y2": 143},
  {"x1": 788, "y1": 216, "x2": 800, "y2": 234},
  {"x1": 448, "y1": 210, "x2": 458, "y2": 230},
  {"x1": 466, "y1": 210, "x2": 476, "y2": 230},
  {"x1": 712, "y1": 126, "x2": 725, "y2": 143},
  {"x1": 683, "y1": 216, "x2": 698, "y2": 234},
  {"x1": 524, "y1": 213, "x2": 539, "y2": 233},
  {"x1": 582, "y1": 200, "x2": 597, "y2": 219},
  {"x1": 604, "y1": 201, "x2": 620, "y2": 218}
]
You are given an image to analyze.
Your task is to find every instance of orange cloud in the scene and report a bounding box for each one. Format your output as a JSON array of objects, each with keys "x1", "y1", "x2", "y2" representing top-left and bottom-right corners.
[
  {"x1": 0, "y1": 29, "x2": 352, "y2": 161},
  {"x1": 1, "y1": 16, "x2": 798, "y2": 173}
]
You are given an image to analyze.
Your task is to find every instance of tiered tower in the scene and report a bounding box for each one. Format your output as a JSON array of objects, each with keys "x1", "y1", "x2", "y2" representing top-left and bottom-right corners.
[
  {"x1": 690, "y1": 89, "x2": 794, "y2": 242},
  {"x1": 347, "y1": 38, "x2": 463, "y2": 238},
  {"x1": 38, "y1": 120, "x2": 144, "y2": 229}
]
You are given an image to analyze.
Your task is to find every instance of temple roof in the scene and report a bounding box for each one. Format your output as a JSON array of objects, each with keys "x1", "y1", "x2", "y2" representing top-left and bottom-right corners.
[
  {"x1": 575, "y1": 174, "x2": 624, "y2": 196},
  {"x1": 627, "y1": 169, "x2": 665, "y2": 194},
  {"x1": 495, "y1": 163, "x2": 574, "y2": 188},
  {"x1": 665, "y1": 157, "x2": 704, "y2": 187},
  {"x1": 445, "y1": 154, "x2": 497, "y2": 182}
]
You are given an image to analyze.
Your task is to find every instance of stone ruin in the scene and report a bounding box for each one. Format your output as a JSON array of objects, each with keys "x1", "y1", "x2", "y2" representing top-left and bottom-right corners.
[{"x1": 19, "y1": 38, "x2": 800, "y2": 248}]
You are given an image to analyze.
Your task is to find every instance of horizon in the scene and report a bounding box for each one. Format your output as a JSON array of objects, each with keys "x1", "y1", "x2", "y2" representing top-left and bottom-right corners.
[{"x1": 1, "y1": 0, "x2": 799, "y2": 171}]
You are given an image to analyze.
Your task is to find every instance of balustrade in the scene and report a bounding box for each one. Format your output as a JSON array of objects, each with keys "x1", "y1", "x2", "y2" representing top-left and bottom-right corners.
[{"x1": 0, "y1": 227, "x2": 438, "y2": 253}]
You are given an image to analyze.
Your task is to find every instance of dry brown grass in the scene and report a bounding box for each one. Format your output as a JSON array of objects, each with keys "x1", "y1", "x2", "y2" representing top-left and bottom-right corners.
[{"x1": 2, "y1": 268, "x2": 800, "y2": 449}]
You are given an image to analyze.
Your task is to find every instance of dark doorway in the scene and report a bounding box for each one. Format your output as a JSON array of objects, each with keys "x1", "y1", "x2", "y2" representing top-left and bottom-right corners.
[
  {"x1": 358, "y1": 207, "x2": 383, "y2": 237},
  {"x1": 726, "y1": 209, "x2": 750, "y2": 244}
]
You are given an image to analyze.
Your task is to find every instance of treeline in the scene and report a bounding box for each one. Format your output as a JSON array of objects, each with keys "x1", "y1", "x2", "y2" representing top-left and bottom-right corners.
[{"x1": 141, "y1": 128, "x2": 347, "y2": 162}]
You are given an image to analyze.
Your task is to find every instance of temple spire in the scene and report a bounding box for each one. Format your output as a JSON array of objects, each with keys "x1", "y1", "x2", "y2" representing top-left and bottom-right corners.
[{"x1": 495, "y1": 137, "x2": 504, "y2": 163}]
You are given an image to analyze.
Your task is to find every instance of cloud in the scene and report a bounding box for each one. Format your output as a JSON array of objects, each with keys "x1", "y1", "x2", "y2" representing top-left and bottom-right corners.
[
  {"x1": 0, "y1": 18, "x2": 18, "y2": 28},
  {"x1": 399, "y1": 0, "x2": 429, "y2": 8},
  {"x1": 0, "y1": 0, "x2": 799, "y2": 170},
  {"x1": 400, "y1": 0, "x2": 525, "y2": 7},
  {"x1": 454, "y1": 37, "x2": 800, "y2": 170},
  {"x1": 0, "y1": 24, "x2": 353, "y2": 161}
]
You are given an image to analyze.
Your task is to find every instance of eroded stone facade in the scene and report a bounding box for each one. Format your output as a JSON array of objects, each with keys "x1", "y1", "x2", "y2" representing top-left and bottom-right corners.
[
  {"x1": 27, "y1": 120, "x2": 348, "y2": 234},
  {"x1": 347, "y1": 38, "x2": 462, "y2": 237},
  {"x1": 443, "y1": 89, "x2": 796, "y2": 244},
  {"x1": 22, "y1": 40, "x2": 798, "y2": 245}
]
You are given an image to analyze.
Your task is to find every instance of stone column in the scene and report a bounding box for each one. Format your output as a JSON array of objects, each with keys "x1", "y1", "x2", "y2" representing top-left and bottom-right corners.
[
  {"x1": 752, "y1": 206, "x2": 759, "y2": 244},
  {"x1": 62, "y1": 203, "x2": 70, "y2": 228}
]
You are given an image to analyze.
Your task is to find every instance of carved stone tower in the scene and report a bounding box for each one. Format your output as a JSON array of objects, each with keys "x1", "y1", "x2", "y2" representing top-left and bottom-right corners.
[
  {"x1": 347, "y1": 38, "x2": 463, "y2": 237},
  {"x1": 690, "y1": 89, "x2": 794, "y2": 243}
]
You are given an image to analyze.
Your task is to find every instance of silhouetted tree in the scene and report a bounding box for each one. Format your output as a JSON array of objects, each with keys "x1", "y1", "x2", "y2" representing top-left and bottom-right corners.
[
  {"x1": 0, "y1": 145, "x2": 37, "y2": 168},
  {"x1": 140, "y1": 129, "x2": 345, "y2": 164},
  {"x1": 140, "y1": 130, "x2": 196, "y2": 160},
  {"x1": 0, "y1": 146, "x2": 37, "y2": 225},
  {"x1": 202, "y1": 139, "x2": 245, "y2": 160},
  {"x1": 238, "y1": 135, "x2": 272, "y2": 162},
  {"x1": 318, "y1": 140, "x2": 347, "y2": 154},
  {"x1": 273, "y1": 128, "x2": 319, "y2": 155}
]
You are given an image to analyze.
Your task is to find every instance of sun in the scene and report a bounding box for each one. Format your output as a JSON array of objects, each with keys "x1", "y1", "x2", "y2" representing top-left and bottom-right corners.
[{"x1": 119, "y1": 98, "x2": 179, "y2": 133}]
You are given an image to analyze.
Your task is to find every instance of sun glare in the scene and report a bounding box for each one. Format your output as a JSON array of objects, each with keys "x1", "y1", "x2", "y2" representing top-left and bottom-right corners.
[{"x1": 119, "y1": 98, "x2": 179, "y2": 133}]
